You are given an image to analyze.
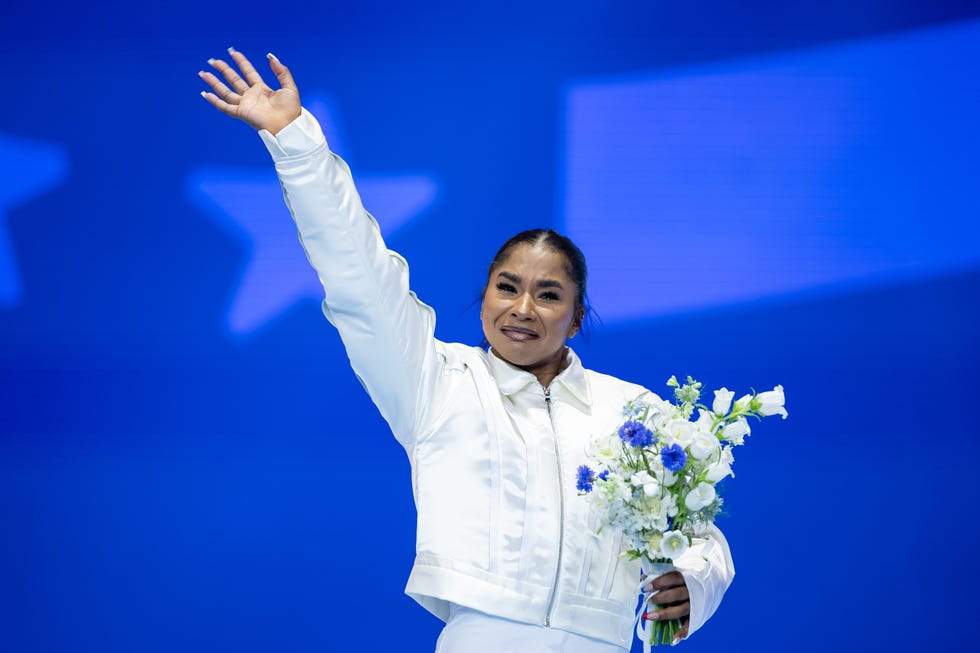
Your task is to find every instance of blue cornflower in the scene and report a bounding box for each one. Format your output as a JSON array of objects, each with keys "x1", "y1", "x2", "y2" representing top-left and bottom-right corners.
[
  {"x1": 618, "y1": 420, "x2": 654, "y2": 448},
  {"x1": 660, "y1": 443, "x2": 687, "y2": 471},
  {"x1": 598, "y1": 469, "x2": 609, "y2": 481},
  {"x1": 576, "y1": 465, "x2": 596, "y2": 493}
]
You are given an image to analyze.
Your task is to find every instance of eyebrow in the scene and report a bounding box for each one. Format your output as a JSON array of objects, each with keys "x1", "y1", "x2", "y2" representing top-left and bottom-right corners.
[{"x1": 497, "y1": 271, "x2": 564, "y2": 290}]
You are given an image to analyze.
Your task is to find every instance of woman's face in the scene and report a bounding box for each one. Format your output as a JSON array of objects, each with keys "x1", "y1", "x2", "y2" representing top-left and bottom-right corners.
[{"x1": 480, "y1": 243, "x2": 582, "y2": 385}]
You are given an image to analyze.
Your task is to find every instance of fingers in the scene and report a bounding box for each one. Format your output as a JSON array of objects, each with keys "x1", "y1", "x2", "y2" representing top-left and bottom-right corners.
[
  {"x1": 197, "y1": 70, "x2": 240, "y2": 106},
  {"x1": 228, "y1": 48, "x2": 265, "y2": 87},
  {"x1": 207, "y1": 55, "x2": 250, "y2": 95},
  {"x1": 642, "y1": 570, "x2": 691, "y2": 634},
  {"x1": 266, "y1": 52, "x2": 298, "y2": 91},
  {"x1": 646, "y1": 586, "x2": 688, "y2": 605},
  {"x1": 644, "y1": 570, "x2": 686, "y2": 593},
  {"x1": 674, "y1": 621, "x2": 689, "y2": 645},
  {"x1": 199, "y1": 89, "x2": 239, "y2": 118},
  {"x1": 644, "y1": 602, "x2": 689, "y2": 622}
]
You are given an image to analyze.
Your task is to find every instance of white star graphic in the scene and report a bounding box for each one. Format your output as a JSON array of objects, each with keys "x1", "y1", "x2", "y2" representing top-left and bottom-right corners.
[{"x1": 188, "y1": 95, "x2": 438, "y2": 337}]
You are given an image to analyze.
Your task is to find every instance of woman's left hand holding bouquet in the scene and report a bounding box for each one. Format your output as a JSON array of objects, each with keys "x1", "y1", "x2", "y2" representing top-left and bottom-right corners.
[
  {"x1": 643, "y1": 570, "x2": 691, "y2": 644},
  {"x1": 198, "y1": 48, "x2": 302, "y2": 135}
]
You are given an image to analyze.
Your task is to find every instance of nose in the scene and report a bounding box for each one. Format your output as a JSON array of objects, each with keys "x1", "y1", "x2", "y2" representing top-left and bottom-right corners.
[{"x1": 511, "y1": 292, "x2": 536, "y2": 320}]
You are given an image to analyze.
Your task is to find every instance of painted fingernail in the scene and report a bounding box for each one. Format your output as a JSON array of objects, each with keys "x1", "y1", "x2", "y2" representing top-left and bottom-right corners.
[
  {"x1": 642, "y1": 612, "x2": 659, "y2": 621},
  {"x1": 671, "y1": 637, "x2": 681, "y2": 646},
  {"x1": 266, "y1": 52, "x2": 278, "y2": 61},
  {"x1": 227, "y1": 46, "x2": 237, "y2": 54},
  {"x1": 207, "y1": 58, "x2": 216, "y2": 65},
  {"x1": 199, "y1": 91, "x2": 208, "y2": 98}
]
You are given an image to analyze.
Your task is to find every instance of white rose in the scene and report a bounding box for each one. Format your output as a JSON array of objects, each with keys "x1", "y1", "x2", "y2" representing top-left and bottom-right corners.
[
  {"x1": 722, "y1": 417, "x2": 751, "y2": 445},
  {"x1": 689, "y1": 430, "x2": 721, "y2": 460},
  {"x1": 684, "y1": 483, "x2": 717, "y2": 511},
  {"x1": 712, "y1": 388, "x2": 734, "y2": 415},
  {"x1": 659, "y1": 530, "x2": 689, "y2": 559},
  {"x1": 757, "y1": 385, "x2": 788, "y2": 419}
]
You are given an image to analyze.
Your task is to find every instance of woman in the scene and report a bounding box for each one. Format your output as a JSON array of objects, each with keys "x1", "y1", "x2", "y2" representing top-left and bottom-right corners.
[{"x1": 199, "y1": 50, "x2": 734, "y2": 652}]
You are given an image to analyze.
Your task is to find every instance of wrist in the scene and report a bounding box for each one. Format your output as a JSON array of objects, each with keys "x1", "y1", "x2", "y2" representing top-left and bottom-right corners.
[{"x1": 261, "y1": 109, "x2": 303, "y2": 136}]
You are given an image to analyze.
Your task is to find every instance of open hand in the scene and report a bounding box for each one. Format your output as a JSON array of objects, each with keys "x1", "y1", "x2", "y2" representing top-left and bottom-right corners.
[{"x1": 199, "y1": 48, "x2": 302, "y2": 135}]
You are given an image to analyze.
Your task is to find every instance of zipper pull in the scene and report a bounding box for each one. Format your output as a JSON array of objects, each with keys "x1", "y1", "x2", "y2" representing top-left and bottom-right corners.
[{"x1": 543, "y1": 386, "x2": 552, "y2": 416}]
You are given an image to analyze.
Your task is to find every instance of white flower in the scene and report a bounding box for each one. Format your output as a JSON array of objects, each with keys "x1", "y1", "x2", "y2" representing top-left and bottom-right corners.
[
  {"x1": 720, "y1": 447, "x2": 734, "y2": 465},
  {"x1": 659, "y1": 530, "x2": 689, "y2": 559},
  {"x1": 606, "y1": 475, "x2": 632, "y2": 502},
  {"x1": 757, "y1": 385, "x2": 788, "y2": 419},
  {"x1": 665, "y1": 419, "x2": 695, "y2": 447},
  {"x1": 656, "y1": 466, "x2": 678, "y2": 487},
  {"x1": 645, "y1": 531, "x2": 664, "y2": 557},
  {"x1": 734, "y1": 393, "x2": 752, "y2": 412},
  {"x1": 705, "y1": 459, "x2": 733, "y2": 482},
  {"x1": 632, "y1": 470, "x2": 661, "y2": 497},
  {"x1": 689, "y1": 430, "x2": 721, "y2": 460},
  {"x1": 589, "y1": 433, "x2": 621, "y2": 468},
  {"x1": 684, "y1": 483, "x2": 717, "y2": 511},
  {"x1": 694, "y1": 408, "x2": 712, "y2": 426},
  {"x1": 722, "y1": 417, "x2": 751, "y2": 445},
  {"x1": 713, "y1": 388, "x2": 734, "y2": 415},
  {"x1": 639, "y1": 496, "x2": 668, "y2": 529}
]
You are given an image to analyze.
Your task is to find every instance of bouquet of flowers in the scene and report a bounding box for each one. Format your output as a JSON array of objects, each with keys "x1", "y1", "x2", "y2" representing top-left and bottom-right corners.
[{"x1": 576, "y1": 376, "x2": 787, "y2": 648}]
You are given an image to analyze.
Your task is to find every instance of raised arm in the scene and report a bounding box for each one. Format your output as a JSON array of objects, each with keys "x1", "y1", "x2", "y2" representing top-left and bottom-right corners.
[{"x1": 199, "y1": 50, "x2": 440, "y2": 449}]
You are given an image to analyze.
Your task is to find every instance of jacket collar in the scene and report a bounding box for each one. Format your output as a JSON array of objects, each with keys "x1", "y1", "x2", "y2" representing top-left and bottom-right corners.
[{"x1": 484, "y1": 346, "x2": 592, "y2": 407}]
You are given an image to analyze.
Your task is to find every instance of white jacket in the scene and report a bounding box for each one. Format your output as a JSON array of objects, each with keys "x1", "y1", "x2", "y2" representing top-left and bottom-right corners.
[{"x1": 259, "y1": 109, "x2": 735, "y2": 649}]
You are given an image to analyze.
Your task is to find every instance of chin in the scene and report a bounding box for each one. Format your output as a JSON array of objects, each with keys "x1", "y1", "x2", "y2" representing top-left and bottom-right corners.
[{"x1": 491, "y1": 342, "x2": 558, "y2": 370}]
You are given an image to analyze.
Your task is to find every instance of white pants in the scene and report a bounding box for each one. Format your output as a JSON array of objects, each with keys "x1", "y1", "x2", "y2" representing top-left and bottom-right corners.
[{"x1": 434, "y1": 604, "x2": 627, "y2": 653}]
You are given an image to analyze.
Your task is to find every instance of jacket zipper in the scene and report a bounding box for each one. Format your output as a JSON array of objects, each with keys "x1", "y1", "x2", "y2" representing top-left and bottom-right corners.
[{"x1": 543, "y1": 384, "x2": 565, "y2": 627}]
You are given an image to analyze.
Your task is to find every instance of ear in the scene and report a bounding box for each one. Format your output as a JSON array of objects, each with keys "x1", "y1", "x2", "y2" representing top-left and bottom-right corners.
[{"x1": 568, "y1": 308, "x2": 585, "y2": 339}]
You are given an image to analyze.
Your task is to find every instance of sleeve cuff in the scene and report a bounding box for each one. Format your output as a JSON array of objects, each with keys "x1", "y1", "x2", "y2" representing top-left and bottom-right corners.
[
  {"x1": 672, "y1": 526, "x2": 735, "y2": 638},
  {"x1": 258, "y1": 107, "x2": 327, "y2": 159}
]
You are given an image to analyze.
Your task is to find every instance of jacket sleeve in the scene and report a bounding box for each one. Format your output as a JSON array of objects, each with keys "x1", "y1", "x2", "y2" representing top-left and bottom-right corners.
[
  {"x1": 258, "y1": 109, "x2": 439, "y2": 449},
  {"x1": 672, "y1": 524, "x2": 735, "y2": 638}
]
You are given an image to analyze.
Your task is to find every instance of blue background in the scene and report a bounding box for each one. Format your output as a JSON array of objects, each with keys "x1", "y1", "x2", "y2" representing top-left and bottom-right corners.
[{"x1": 2, "y1": 1, "x2": 979, "y2": 651}]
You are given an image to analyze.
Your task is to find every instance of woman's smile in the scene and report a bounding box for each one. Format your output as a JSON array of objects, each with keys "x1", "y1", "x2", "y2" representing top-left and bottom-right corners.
[{"x1": 501, "y1": 325, "x2": 539, "y2": 340}]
